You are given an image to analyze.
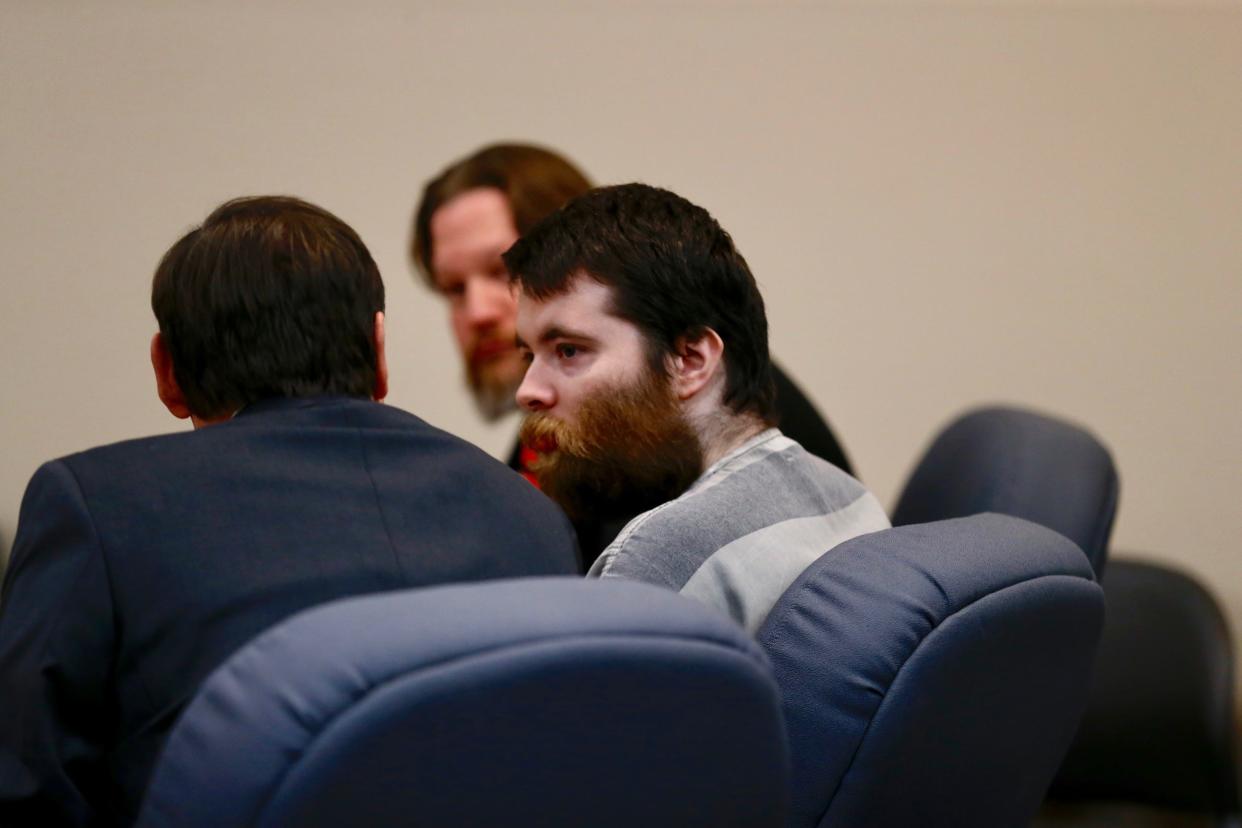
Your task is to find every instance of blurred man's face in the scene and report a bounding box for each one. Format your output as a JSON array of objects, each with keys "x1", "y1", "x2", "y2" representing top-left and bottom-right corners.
[
  {"x1": 515, "y1": 277, "x2": 701, "y2": 520},
  {"x1": 429, "y1": 188, "x2": 525, "y2": 420}
]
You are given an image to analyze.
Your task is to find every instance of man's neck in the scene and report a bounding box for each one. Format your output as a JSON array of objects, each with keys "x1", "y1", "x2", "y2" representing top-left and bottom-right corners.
[{"x1": 694, "y1": 411, "x2": 770, "y2": 470}]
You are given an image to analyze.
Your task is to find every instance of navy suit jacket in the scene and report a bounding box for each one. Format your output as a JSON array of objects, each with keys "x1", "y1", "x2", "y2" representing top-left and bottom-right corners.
[{"x1": 0, "y1": 396, "x2": 579, "y2": 826}]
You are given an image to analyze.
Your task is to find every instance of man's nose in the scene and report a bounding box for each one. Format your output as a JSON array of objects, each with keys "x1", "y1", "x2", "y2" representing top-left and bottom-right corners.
[
  {"x1": 464, "y1": 276, "x2": 514, "y2": 330},
  {"x1": 515, "y1": 361, "x2": 555, "y2": 412}
]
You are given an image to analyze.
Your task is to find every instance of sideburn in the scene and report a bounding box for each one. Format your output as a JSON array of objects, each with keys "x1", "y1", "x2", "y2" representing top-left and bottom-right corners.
[{"x1": 519, "y1": 371, "x2": 704, "y2": 523}]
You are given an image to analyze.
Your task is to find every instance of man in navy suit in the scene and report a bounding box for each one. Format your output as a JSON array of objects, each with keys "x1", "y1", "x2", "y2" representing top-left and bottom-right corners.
[{"x1": 0, "y1": 196, "x2": 579, "y2": 826}]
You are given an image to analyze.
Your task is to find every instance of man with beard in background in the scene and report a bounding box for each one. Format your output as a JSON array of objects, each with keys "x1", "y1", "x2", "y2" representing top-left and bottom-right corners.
[
  {"x1": 507, "y1": 183, "x2": 889, "y2": 632},
  {"x1": 411, "y1": 143, "x2": 856, "y2": 570}
]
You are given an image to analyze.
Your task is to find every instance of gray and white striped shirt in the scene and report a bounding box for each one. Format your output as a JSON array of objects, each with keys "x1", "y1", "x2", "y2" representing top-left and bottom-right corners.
[{"x1": 589, "y1": 429, "x2": 890, "y2": 633}]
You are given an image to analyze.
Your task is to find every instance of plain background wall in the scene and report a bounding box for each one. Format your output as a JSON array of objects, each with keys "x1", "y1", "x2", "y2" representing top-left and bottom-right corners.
[{"x1": 2, "y1": 1, "x2": 1238, "y2": 675}]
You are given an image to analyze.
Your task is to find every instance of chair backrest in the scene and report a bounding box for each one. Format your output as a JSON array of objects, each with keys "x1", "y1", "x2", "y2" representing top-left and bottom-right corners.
[
  {"x1": 892, "y1": 405, "x2": 1119, "y2": 575},
  {"x1": 1047, "y1": 558, "x2": 1240, "y2": 822},
  {"x1": 137, "y1": 577, "x2": 790, "y2": 828},
  {"x1": 757, "y1": 513, "x2": 1105, "y2": 828}
]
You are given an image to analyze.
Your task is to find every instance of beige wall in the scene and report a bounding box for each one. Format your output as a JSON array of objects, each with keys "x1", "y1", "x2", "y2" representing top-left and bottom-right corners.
[{"x1": 2, "y1": 2, "x2": 1238, "y2": 659}]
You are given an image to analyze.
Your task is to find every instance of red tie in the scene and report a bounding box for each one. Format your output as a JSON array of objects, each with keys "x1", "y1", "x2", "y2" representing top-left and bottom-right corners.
[{"x1": 518, "y1": 445, "x2": 541, "y2": 489}]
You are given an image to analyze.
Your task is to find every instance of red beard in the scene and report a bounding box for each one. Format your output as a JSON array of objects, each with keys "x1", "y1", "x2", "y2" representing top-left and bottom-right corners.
[{"x1": 518, "y1": 368, "x2": 703, "y2": 523}]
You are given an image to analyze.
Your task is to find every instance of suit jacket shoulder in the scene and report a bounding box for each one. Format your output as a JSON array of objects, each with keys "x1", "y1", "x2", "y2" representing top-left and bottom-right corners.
[{"x1": 0, "y1": 395, "x2": 578, "y2": 826}]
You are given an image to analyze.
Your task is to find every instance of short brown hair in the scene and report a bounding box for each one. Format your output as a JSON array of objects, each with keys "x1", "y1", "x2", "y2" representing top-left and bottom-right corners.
[
  {"x1": 504, "y1": 184, "x2": 777, "y2": 422},
  {"x1": 410, "y1": 143, "x2": 592, "y2": 287},
  {"x1": 152, "y1": 196, "x2": 386, "y2": 418}
]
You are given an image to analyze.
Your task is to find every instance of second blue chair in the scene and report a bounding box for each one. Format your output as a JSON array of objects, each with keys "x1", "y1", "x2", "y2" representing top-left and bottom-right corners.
[
  {"x1": 758, "y1": 513, "x2": 1105, "y2": 828},
  {"x1": 892, "y1": 405, "x2": 1119, "y2": 575}
]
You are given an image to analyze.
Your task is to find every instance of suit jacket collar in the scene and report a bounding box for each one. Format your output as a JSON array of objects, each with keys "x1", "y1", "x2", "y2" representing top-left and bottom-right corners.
[{"x1": 233, "y1": 395, "x2": 369, "y2": 420}]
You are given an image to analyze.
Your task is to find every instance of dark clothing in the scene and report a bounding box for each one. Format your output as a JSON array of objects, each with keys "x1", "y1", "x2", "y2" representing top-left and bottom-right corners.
[
  {"x1": 769, "y1": 364, "x2": 853, "y2": 476},
  {"x1": 509, "y1": 362, "x2": 853, "y2": 571},
  {"x1": 0, "y1": 396, "x2": 578, "y2": 827}
]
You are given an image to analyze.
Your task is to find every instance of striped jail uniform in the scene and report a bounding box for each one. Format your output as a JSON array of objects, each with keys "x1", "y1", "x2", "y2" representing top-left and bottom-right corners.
[{"x1": 589, "y1": 429, "x2": 890, "y2": 634}]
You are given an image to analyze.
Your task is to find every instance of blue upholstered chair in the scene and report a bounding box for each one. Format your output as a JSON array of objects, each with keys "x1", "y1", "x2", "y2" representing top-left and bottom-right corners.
[
  {"x1": 757, "y1": 513, "x2": 1105, "y2": 828},
  {"x1": 892, "y1": 406, "x2": 1119, "y2": 576},
  {"x1": 137, "y1": 577, "x2": 790, "y2": 828},
  {"x1": 1043, "y1": 558, "x2": 1241, "y2": 826}
]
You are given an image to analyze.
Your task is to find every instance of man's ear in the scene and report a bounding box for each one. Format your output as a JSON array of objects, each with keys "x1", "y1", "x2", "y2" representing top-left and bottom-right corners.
[
  {"x1": 150, "y1": 333, "x2": 192, "y2": 420},
  {"x1": 668, "y1": 327, "x2": 725, "y2": 401},
  {"x1": 372, "y1": 311, "x2": 388, "y2": 402}
]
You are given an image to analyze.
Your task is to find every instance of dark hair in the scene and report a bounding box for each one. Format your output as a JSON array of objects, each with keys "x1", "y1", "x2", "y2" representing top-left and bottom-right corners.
[
  {"x1": 503, "y1": 183, "x2": 776, "y2": 422},
  {"x1": 151, "y1": 195, "x2": 386, "y2": 418},
  {"x1": 410, "y1": 143, "x2": 592, "y2": 286}
]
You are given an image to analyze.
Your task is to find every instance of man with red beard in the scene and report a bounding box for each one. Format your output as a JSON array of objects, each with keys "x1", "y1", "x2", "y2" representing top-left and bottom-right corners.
[
  {"x1": 411, "y1": 144, "x2": 857, "y2": 571},
  {"x1": 506, "y1": 184, "x2": 890, "y2": 632}
]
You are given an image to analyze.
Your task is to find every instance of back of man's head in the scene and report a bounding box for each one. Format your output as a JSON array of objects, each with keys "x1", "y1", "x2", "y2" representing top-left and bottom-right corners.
[
  {"x1": 504, "y1": 183, "x2": 777, "y2": 423},
  {"x1": 151, "y1": 195, "x2": 386, "y2": 419},
  {"x1": 410, "y1": 143, "x2": 592, "y2": 286}
]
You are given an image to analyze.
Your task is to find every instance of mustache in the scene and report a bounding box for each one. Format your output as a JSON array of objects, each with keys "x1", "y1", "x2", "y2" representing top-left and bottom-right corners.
[{"x1": 519, "y1": 413, "x2": 598, "y2": 461}]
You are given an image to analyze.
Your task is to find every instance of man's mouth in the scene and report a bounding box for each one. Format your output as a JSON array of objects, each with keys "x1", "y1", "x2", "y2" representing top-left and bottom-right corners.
[
  {"x1": 526, "y1": 432, "x2": 559, "y2": 454},
  {"x1": 519, "y1": 415, "x2": 563, "y2": 455}
]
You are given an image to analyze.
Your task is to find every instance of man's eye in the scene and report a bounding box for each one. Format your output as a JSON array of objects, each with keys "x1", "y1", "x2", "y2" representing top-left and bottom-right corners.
[{"x1": 555, "y1": 344, "x2": 579, "y2": 360}]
